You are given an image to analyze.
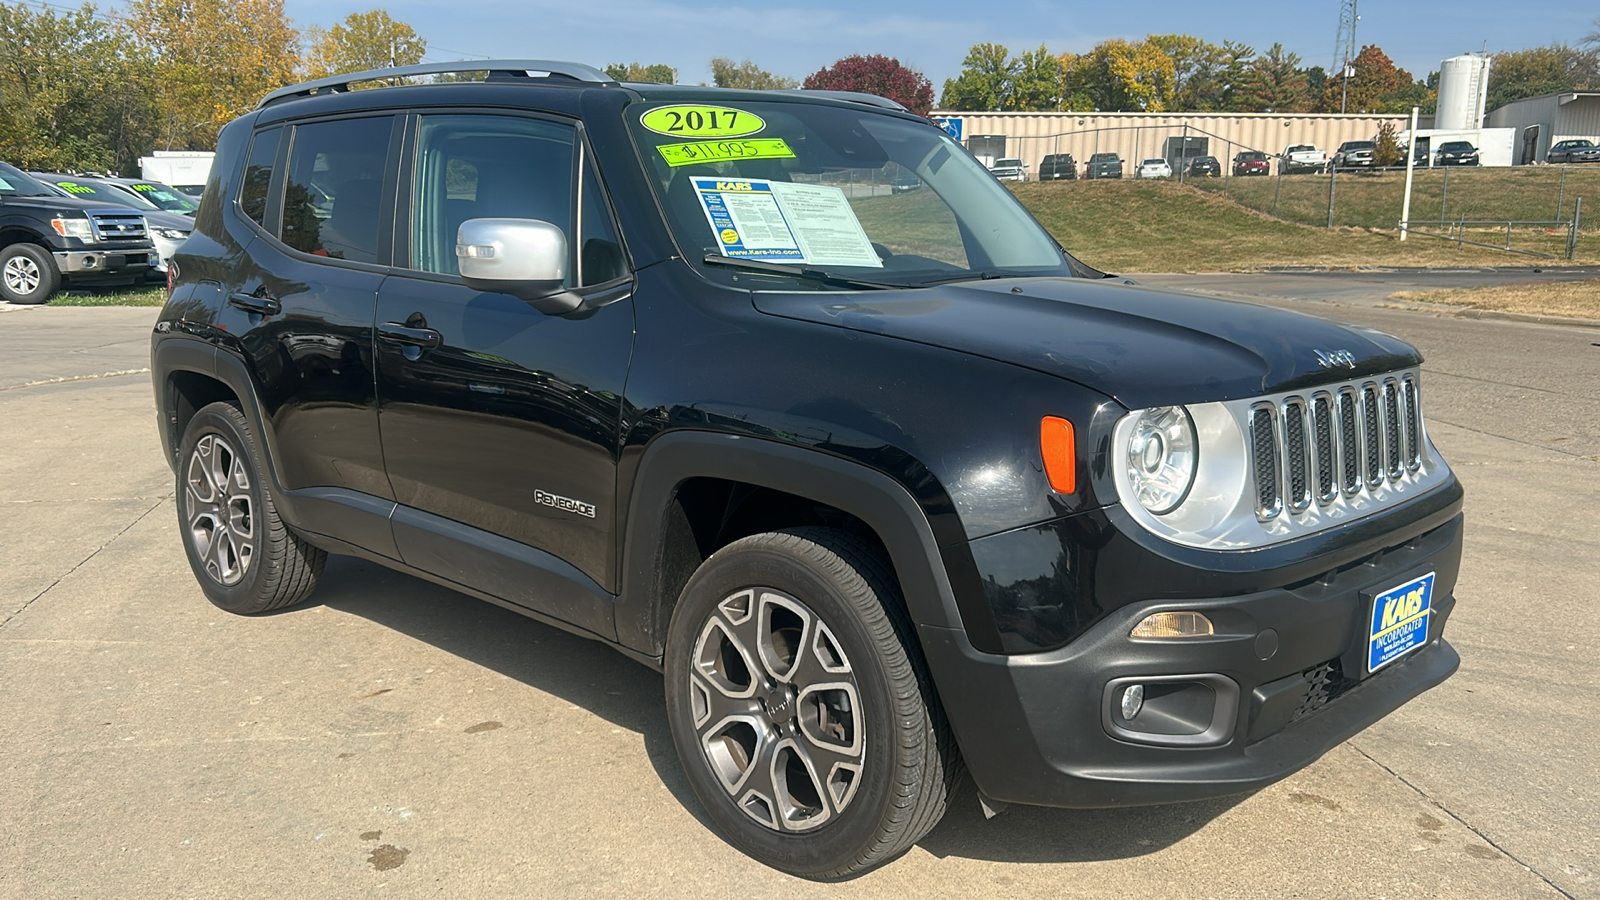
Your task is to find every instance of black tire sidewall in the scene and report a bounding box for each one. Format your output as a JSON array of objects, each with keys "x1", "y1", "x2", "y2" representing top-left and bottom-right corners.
[
  {"x1": 0, "y1": 243, "x2": 60, "y2": 305},
  {"x1": 176, "y1": 403, "x2": 275, "y2": 613},
  {"x1": 664, "y1": 534, "x2": 921, "y2": 878}
]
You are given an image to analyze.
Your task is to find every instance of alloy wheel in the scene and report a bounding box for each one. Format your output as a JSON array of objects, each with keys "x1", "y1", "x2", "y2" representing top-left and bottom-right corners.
[
  {"x1": 3, "y1": 256, "x2": 41, "y2": 296},
  {"x1": 184, "y1": 433, "x2": 255, "y2": 586},
  {"x1": 688, "y1": 587, "x2": 865, "y2": 833}
]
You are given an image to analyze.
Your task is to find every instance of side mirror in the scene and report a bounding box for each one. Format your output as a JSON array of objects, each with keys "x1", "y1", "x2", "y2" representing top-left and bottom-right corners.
[{"x1": 456, "y1": 218, "x2": 582, "y2": 315}]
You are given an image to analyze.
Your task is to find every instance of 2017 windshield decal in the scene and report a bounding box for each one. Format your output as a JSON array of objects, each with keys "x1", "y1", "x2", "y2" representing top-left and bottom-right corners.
[{"x1": 641, "y1": 105, "x2": 765, "y2": 138}]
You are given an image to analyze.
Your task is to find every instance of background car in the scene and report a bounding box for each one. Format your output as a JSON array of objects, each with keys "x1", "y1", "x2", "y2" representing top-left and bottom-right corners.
[
  {"x1": 1085, "y1": 152, "x2": 1123, "y2": 179},
  {"x1": 1280, "y1": 143, "x2": 1327, "y2": 174},
  {"x1": 1136, "y1": 158, "x2": 1172, "y2": 178},
  {"x1": 99, "y1": 178, "x2": 200, "y2": 216},
  {"x1": 1037, "y1": 153, "x2": 1077, "y2": 181},
  {"x1": 988, "y1": 157, "x2": 1027, "y2": 181},
  {"x1": 30, "y1": 172, "x2": 192, "y2": 275},
  {"x1": 1547, "y1": 139, "x2": 1600, "y2": 164},
  {"x1": 1232, "y1": 151, "x2": 1270, "y2": 176},
  {"x1": 1435, "y1": 141, "x2": 1480, "y2": 166},
  {"x1": 1187, "y1": 155, "x2": 1221, "y2": 177},
  {"x1": 890, "y1": 169, "x2": 923, "y2": 193},
  {"x1": 1332, "y1": 140, "x2": 1377, "y2": 170}
]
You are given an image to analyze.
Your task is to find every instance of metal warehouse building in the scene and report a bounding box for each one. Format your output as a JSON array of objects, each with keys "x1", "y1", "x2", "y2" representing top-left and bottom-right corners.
[
  {"x1": 931, "y1": 111, "x2": 1407, "y2": 177},
  {"x1": 1485, "y1": 91, "x2": 1600, "y2": 164}
]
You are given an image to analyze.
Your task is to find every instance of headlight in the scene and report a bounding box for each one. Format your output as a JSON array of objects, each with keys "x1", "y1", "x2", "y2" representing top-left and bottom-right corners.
[
  {"x1": 152, "y1": 227, "x2": 190, "y2": 241},
  {"x1": 50, "y1": 216, "x2": 94, "y2": 240},
  {"x1": 1125, "y1": 406, "x2": 1197, "y2": 514}
]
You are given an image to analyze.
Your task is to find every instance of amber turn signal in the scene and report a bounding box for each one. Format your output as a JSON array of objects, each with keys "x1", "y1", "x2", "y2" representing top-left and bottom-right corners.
[
  {"x1": 1040, "y1": 416, "x2": 1076, "y2": 494},
  {"x1": 1130, "y1": 611, "x2": 1216, "y2": 639}
]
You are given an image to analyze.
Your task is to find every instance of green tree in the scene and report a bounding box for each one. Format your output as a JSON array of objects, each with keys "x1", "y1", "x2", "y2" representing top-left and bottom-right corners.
[
  {"x1": 1373, "y1": 121, "x2": 1402, "y2": 166},
  {"x1": 303, "y1": 10, "x2": 424, "y2": 79},
  {"x1": 939, "y1": 42, "x2": 1013, "y2": 110},
  {"x1": 123, "y1": 0, "x2": 301, "y2": 150},
  {"x1": 605, "y1": 62, "x2": 675, "y2": 83},
  {"x1": 709, "y1": 57, "x2": 796, "y2": 90},
  {"x1": 1007, "y1": 44, "x2": 1063, "y2": 110},
  {"x1": 0, "y1": 1, "x2": 156, "y2": 173},
  {"x1": 1147, "y1": 33, "x2": 1226, "y2": 110},
  {"x1": 1486, "y1": 44, "x2": 1599, "y2": 110},
  {"x1": 1231, "y1": 43, "x2": 1311, "y2": 112}
]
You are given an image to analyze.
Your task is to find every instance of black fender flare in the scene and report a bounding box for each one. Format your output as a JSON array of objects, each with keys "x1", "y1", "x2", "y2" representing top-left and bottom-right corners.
[
  {"x1": 614, "y1": 430, "x2": 1002, "y2": 657},
  {"x1": 152, "y1": 336, "x2": 290, "y2": 498}
]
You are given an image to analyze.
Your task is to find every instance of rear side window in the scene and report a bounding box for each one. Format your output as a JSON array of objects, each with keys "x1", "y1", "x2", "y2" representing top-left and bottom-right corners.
[
  {"x1": 240, "y1": 128, "x2": 281, "y2": 226},
  {"x1": 281, "y1": 117, "x2": 393, "y2": 263}
]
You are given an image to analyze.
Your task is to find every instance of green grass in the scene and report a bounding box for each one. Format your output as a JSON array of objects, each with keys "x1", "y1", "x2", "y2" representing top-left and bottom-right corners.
[
  {"x1": 1009, "y1": 179, "x2": 1596, "y2": 273},
  {"x1": 47, "y1": 285, "x2": 167, "y2": 307},
  {"x1": 1189, "y1": 166, "x2": 1600, "y2": 233}
]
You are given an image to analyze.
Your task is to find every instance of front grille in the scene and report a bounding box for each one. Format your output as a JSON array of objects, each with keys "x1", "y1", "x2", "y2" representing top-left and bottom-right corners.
[
  {"x1": 1291, "y1": 659, "x2": 1358, "y2": 722},
  {"x1": 87, "y1": 211, "x2": 148, "y2": 243},
  {"x1": 1252, "y1": 373, "x2": 1427, "y2": 521}
]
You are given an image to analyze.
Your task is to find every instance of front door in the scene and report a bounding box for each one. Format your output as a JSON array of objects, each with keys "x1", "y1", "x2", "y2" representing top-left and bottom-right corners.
[{"x1": 374, "y1": 113, "x2": 635, "y2": 631}]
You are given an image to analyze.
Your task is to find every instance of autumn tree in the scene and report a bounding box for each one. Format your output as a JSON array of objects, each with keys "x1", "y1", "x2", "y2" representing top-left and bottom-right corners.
[
  {"x1": 803, "y1": 54, "x2": 934, "y2": 116},
  {"x1": 303, "y1": 10, "x2": 424, "y2": 79},
  {"x1": 605, "y1": 62, "x2": 675, "y2": 83},
  {"x1": 122, "y1": 0, "x2": 300, "y2": 149},
  {"x1": 1487, "y1": 44, "x2": 1600, "y2": 109},
  {"x1": 1147, "y1": 33, "x2": 1226, "y2": 110},
  {"x1": 1063, "y1": 39, "x2": 1174, "y2": 111},
  {"x1": 1373, "y1": 121, "x2": 1403, "y2": 166},
  {"x1": 0, "y1": 1, "x2": 156, "y2": 172},
  {"x1": 710, "y1": 57, "x2": 796, "y2": 90},
  {"x1": 939, "y1": 43, "x2": 1012, "y2": 110},
  {"x1": 1315, "y1": 44, "x2": 1417, "y2": 113}
]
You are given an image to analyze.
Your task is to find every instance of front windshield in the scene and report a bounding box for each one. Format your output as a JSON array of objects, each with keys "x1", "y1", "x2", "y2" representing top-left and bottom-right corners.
[
  {"x1": 627, "y1": 99, "x2": 1069, "y2": 288},
  {"x1": 45, "y1": 177, "x2": 159, "y2": 209},
  {"x1": 124, "y1": 182, "x2": 199, "y2": 213},
  {"x1": 0, "y1": 162, "x2": 59, "y2": 198}
]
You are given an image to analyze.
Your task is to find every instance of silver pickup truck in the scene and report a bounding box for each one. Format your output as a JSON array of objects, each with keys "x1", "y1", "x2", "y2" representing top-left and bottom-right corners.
[{"x1": 1280, "y1": 143, "x2": 1328, "y2": 175}]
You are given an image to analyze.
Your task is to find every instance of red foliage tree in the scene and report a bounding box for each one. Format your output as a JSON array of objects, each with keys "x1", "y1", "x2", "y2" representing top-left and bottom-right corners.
[{"x1": 802, "y1": 55, "x2": 936, "y2": 116}]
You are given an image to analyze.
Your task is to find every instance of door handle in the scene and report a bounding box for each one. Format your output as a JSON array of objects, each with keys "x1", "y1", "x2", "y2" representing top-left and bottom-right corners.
[
  {"x1": 228, "y1": 292, "x2": 280, "y2": 316},
  {"x1": 377, "y1": 322, "x2": 443, "y2": 349}
]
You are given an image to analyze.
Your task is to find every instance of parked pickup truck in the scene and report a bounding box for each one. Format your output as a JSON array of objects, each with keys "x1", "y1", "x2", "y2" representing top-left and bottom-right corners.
[
  {"x1": 1280, "y1": 144, "x2": 1327, "y2": 175},
  {"x1": 988, "y1": 157, "x2": 1027, "y2": 181},
  {"x1": 0, "y1": 161, "x2": 157, "y2": 304}
]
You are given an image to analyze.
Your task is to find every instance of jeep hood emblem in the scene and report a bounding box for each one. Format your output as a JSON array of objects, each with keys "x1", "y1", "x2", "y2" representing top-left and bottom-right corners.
[{"x1": 1314, "y1": 348, "x2": 1357, "y2": 370}]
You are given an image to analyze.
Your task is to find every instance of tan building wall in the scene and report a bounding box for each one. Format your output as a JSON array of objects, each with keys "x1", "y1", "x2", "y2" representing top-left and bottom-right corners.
[{"x1": 931, "y1": 111, "x2": 1408, "y2": 176}]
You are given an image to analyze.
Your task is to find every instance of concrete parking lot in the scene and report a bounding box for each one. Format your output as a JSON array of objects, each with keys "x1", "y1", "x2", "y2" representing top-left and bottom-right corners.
[{"x1": 1, "y1": 290, "x2": 1596, "y2": 898}]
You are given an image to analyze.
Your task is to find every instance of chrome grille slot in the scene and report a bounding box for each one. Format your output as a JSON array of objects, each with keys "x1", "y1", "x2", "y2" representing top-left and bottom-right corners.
[
  {"x1": 1382, "y1": 379, "x2": 1403, "y2": 480},
  {"x1": 1337, "y1": 389, "x2": 1361, "y2": 494},
  {"x1": 1250, "y1": 405, "x2": 1281, "y2": 520},
  {"x1": 1282, "y1": 398, "x2": 1311, "y2": 512},
  {"x1": 1311, "y1": 393, "x2": 1337, "y2": 503},
  {"x1": 87, "y1": 211, "x2": 149, "y2": 243},
  {"x1": 1361, "y1": 383, "x2": 1382, "y2": 487},
  {"x1": 1402, "y1": 377, "x2": 1422, "y2": 471}
]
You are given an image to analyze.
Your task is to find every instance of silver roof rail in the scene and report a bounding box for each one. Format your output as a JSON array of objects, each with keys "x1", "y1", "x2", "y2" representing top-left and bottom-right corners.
[
  {"x1": 775, "y1": 89, "x2": 909, "y2": 112},
  {"x1": 258, "y1": 60, "x2": 613, "y2": 108}
]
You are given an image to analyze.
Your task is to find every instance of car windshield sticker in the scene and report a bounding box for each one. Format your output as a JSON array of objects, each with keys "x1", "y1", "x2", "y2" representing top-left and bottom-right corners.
[
  {"x1": 641, "y1": 105, "x2": 765, "y2": 138},
  {"x1": 134, "y1": 185, "x2": 179, "y2": 201},
  {"x1": 659, "y1": 138, "x2": 795, "y2": 168},
  {"x1": 691, "y1": 178, "x2": 882, "y2": 268},
  {"x1": 1367, "y1": 571, "x2": 1434, "y2": 673},
  {"x1": 57, "y1": 182, "x2": 96, "y2": 194},
  {"x1": 0, "y1": 177, "x2": 11, "y2": 190}
]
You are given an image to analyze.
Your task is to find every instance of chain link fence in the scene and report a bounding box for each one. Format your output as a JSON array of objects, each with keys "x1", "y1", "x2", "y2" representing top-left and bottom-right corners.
[{"x1": 1000, "y1": 125, "x2": 1594, "y2": 260}]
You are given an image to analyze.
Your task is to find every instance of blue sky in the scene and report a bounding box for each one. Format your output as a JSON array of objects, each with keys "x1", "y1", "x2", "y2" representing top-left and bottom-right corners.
[{"x1": 283, "y1": 0, "x2": 1592, "y2": 94}]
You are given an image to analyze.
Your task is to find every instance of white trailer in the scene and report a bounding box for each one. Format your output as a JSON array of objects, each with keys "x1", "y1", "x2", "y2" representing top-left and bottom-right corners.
[{"x1": 138, "y1": 151, "x2": 215, "y2": 196}]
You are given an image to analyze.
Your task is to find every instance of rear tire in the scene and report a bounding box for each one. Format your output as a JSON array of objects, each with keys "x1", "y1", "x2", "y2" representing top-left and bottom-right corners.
[
  {"x1": 664, "y1": 528, "x2": 956, "y2": 879},
  {"x1": 0, "y1": 243, "x2": 60, "y2": 305},
  {"x1": 176, "y1": 401, "x2": 325, "y2": 614}
]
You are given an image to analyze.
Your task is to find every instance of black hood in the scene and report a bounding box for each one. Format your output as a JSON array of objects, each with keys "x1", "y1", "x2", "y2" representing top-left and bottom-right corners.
[
  {"x1": 0, "y1": 194, "x2": 137, "y2": 216},
  {"x1": 754, "y1": 277, "x2": 1420, "y2": 408}
]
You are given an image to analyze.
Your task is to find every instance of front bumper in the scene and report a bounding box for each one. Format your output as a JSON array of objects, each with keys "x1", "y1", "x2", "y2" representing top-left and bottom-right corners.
[
  {"x1": 925, "y1": 503, "x2": 1463, "y2": 808},
  {"x1": 54, "y1": 248, "x2": 156, "y2": 276}
]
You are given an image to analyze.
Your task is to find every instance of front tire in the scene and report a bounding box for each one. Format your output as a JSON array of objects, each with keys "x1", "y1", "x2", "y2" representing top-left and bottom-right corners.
[
  {"x1": 0, "y1": 243, "x2": 60, "y2": 305},
  {"x1": 664, "y1": 528, "x2": 955, "y2": 879},
  {"x1": 176, "y1": 401, "x2": 325, "y2": 614}
]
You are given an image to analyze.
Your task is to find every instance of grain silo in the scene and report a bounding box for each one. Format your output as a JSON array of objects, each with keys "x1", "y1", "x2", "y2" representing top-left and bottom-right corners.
[{"x1": 1435, "y1": 54, "x2": 1492, "y2": 130}]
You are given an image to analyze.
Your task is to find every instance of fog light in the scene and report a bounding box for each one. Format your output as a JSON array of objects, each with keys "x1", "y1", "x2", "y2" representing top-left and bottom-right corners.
[
  {"x1": 1131, "y1": 611, "x2": 1214, "y2": 638},
  {"x1": 82, "y1": 255, "x2": 97, "y2": 269},
  {"x1": 1120, "y1": 684, "x2": 1144, "y2": 720}
]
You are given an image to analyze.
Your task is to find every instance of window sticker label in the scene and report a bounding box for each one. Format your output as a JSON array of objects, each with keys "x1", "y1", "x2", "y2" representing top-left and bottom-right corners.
[
  {"x1": 691, "y1": 177, "x2": 881, "y2": 268},
  {"x1": 56, "y1": 182, "x2": 96, "y2": 195},
  {"x1": 641, "y1": 105, "x2": 764, "y2": 138},
  {"x1": 659, "y1": 138, "x2": 795, "y2": 168}
]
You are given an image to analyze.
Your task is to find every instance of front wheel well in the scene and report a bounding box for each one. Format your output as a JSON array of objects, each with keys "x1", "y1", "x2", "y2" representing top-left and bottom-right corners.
[{"x1": 654, "y1": 477, "x2": 895, "y2": 645}]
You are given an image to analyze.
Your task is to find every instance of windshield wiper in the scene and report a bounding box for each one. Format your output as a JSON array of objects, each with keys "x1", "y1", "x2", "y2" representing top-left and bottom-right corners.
[
  {"x1": 700, "y1": 254, "x2": 899, "y2": 290},
  {"x1": 913, "y1": 270, "x2": 1013, "y2": 286}
]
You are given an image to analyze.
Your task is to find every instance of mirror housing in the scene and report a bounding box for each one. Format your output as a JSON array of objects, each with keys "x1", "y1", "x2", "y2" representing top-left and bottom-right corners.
[{"x1": 456, "y1": 218, "x2": 582, "y2": 314}]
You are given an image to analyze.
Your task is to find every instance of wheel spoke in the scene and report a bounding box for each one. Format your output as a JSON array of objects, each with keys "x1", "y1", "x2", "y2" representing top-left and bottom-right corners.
[
  {"x1": 756, "y1": 591, "x2": 814, "y2": 684},
  {"x1": 768, "y1": 738, "x2": 831, "y2": 830}
]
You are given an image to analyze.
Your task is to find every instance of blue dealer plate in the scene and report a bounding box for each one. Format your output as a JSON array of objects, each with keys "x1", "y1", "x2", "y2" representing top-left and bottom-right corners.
[{"x1": 1367, "y1": 572, "x2": 1435, "y2": 674}]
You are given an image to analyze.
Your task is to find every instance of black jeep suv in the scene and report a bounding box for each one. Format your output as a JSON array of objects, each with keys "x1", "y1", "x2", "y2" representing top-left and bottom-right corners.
[{"x1": 151, "y1": 61, "x2": 1464, "y2": 879}]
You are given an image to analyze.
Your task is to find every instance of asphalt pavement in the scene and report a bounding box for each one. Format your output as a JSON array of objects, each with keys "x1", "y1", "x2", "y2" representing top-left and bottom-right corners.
[{"x1": 0, "y1": 289, "x2": 1595, "y2": 898}]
